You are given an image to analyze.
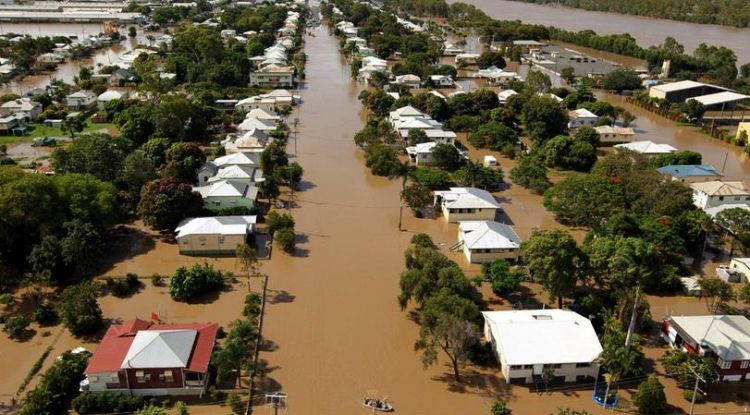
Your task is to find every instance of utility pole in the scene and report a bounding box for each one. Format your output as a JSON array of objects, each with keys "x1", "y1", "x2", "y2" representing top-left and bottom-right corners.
[{"x1": 688, "y1": 365, "x2": 705, "y2": 415}]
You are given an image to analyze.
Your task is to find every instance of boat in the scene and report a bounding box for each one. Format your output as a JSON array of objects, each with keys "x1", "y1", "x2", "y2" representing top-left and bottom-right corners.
[{"x1": 363, "y1": 398, "x2": 393, "y2": 412}]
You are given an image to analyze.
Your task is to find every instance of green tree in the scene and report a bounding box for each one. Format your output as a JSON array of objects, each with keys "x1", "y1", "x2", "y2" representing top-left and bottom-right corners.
[
  {"x1": 521, "y1": 230, "x2": 584, "y2": 307},
  {"x1": 138, "y1": 178, "x2": 202, "y2": 230},
  {"x1": 275, "y1": 227, "x2": 296, "y2": 254},
  {"x1": 407, "y1": 128, "x2": 429, "y2": 145},
  {"x1": 401, "y1": 182, "x2": 432, "y2": 214},
  {"x1": 168, "y1": 263, "x2": 225, "y2": 302},
  {"x1": 597, "y1": 316, "x2": 644, "y2": 406},
  {"x1": 560, "y1": 66, "x2": 575, "y2": 84},
  {"x1": 602, "y1": 68, "x2": 641, "y2": 92},
  {"x1": 51, "y1": 133, "x2": 129, "y2": 182},
  {"x1": 162, "y1": 142, "x2": 206, "y2": 183},
  {"x1": 509, "y1": 155, "x2": 551, "y2": 194},
  {"x1": 117, "y1": 150, "x2": 158, "y2": 208},
  {"x1": 525, "y1": 70, "x2": 551, "y2": 94},
  {"x1": 476, "y1": 50, "x2": 506, "y2": 69},
  {"x1": 543, "y1": 174, "x2": 625, "y2": 226},
  {"x1": 715, "y1": 207, "x2": 750, "y2": 249},
  {"x1": 61, "y1": 115, "x2": 85, "y2": 138},
  {"x1": 520, "y1": 95, "x2": 568, "y2": 143},
  {"x1": 431, "y1": 143, "x2": 462, "y2": 171},
  {"x1": 60, "y1": 219, "x2": 105, "y2": 276},
  {"x1": 683, "y1": 99, "x2": 705, "y2": 121},
  {"x1": 266, "y1": 211, "x2": 295, "y2": 235},
  {"x1": 453, "y1": 161, "x2": 503, "y2": 190},
  {"x1": 491, "y1": 400, "x2": 511, "y2": 415},
  {"x1": 3, "y1": 315, "x2": 30, "y2": 340},
  {"x1": 365, "y1": 145, "x2": 402, "y2": 176},
  {"x1": 633, "y1": 375, "x2": 668, "y2": 414},
  {"x1": 698, "y1": 278, "x2": 735, "y2": 312},
  {"x1": 468, "y1": 122, "x2": 518, "y2": 151},
  {"x1": 58, "y1": 281, "x2": 103, "y2": 336},
  {"x1": 574, "y1": 125, "x2": 600, "y2": 147},
  {"x1": 660, "y1": 349, "x2": 718, "y2": 388},
  {"x1": 482, "y1": 259, "x2": 523, "y2": 296}
]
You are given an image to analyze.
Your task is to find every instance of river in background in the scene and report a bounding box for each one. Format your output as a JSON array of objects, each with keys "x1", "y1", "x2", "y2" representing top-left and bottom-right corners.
[{"x1": 450, "y1": 0, "x2": 750, "y2": 63}]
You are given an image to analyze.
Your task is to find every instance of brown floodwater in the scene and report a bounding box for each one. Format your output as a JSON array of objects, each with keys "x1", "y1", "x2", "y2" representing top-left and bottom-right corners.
[{"x1": 450, "y1": 0, "x2": 750, "y2": 63}]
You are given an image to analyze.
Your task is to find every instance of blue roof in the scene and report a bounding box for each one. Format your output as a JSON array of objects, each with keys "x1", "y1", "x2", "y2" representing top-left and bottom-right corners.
[{"x1": 656, "y1": 164, "x2": 721, "y2": 178}]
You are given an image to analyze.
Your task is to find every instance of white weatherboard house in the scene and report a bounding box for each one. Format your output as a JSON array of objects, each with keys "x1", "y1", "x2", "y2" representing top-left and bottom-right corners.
[
  {"x1": 482, "y1": 309, "x2": 602, "y2": 383},
  {"x1": 175, "y1": 216, "x2": 257, "y2": 255},
  {"x1": 457, "y1": 221, "x2": 521, "y2": 263},
  {"x1": 729, "y1": 258, "x2": 750, "y2": 282},
  {"x1": 433, "y1": 187, "x2": 501, "y2": 223},
  {"x1": 690, "y1": 180, "x2": 750, "y2": 210},
  {"x1": 567, "y1": 108, "x2": 598, "y2": 129},
  {"x1": 192, "y1": 180, "x2": 258, "y2": 211}
]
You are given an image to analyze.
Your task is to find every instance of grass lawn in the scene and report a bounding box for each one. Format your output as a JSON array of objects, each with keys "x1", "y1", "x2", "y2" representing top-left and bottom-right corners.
[{"x1": 0, "y1": 123, "x2": 118, "y2": 145}]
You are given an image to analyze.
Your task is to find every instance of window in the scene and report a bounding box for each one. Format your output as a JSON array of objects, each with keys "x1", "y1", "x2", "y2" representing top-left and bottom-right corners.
[
  {"x1": 218, "y1": 236, "x2": 225, "y2": 244},
  {"x1": 89, "y1": 375, "x2": 99, "y2": 382},
  {"x1": 523, "y1": 365, "x2": 533, "y2": 369},
  {"x1": 144, "y1": 373, "x2": 152, "y2": 381},
  {"x1": 742, "y1": 361, "x2": 749, "y2": 369},
  {"x1": 576, "y1": 363, "x2": 591, "y2": 368},
  {"x1": 110, "y1": 375, "x2": 119, "y2": 382},
  {"x1": 510, "y1": 365, "x2": 523, "y2": 370},
  {"x1": 718, "y1": 359, "x2": 731, "y2": 369},
  {"x1": 719, "y1": 196, "x2": 725, "y2": 201},
  {"x1": 199, "y1": 236, "x2": 206, "y2": 246},
  {"x1": 164, "y1": 370, "x2": 174, "y2": 382},
  {"x1": 135, "y1": 370, "x2": 145, "y2": 383}
]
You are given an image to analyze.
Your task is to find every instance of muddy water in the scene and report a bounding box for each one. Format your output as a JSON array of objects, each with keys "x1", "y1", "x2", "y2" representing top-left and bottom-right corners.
[
  {"x1": 451, "y1": 0, "x2": 750, "y2": 63},
  {"x1": 599, "y1": 93, "x2": 750, "y2": 180}
]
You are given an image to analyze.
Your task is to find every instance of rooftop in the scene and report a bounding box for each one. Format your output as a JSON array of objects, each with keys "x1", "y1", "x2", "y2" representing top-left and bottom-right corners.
[
  {"x1": 690, "y1": 180, "x2": 750, "y2": 196},
  {"x1": 176, "y1": 216, "x2": 257, "y2": 237},
  {"x1": 434, "y1": 187, "x2": 500, "y2": 210},
  {"x1": 667, "y1": 315, "x2": 750, "y2": 361},
  {"x1": 650, "y1": 80, "x2": 715, "y2": 93},
  {"x1": 459, "y1": 221, "x2": 521, "y2": 250},
  {"x1": 482, "y1": 309, "x2": 602, "y2": 365},
  {"x1": 656, "y1": 164, "x2": 722, "y2": 178},
  {"x1": 690, "y1": 91, "x2": 750, "y2": 107},
  {"x1": 614, "y1": 140, "x2": 677, "y2": 154}
]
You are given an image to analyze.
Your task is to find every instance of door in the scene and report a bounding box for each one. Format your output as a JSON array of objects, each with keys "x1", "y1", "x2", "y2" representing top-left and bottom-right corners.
[{"x1": 533, "y1": 364, "x2": 543, "y2": 375}]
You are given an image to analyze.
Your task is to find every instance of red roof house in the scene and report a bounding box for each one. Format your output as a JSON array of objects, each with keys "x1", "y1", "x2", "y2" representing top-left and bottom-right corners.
[{"x1": 83, "y1": 319, "x2": 218, "y2": 396}]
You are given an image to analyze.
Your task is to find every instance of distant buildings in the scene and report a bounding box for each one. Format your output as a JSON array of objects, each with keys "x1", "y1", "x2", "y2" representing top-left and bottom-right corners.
[
  {"x1": 83, "y1": 319, "x2": 217, "y2": 395},
  {"x1": 661, "y1": 315, "x2": 750, "y2": 382},
  {"x1": 65, "y1": 90, "x2": 97, "y2": 110},
  {"x1": 690, "y1": 180, "x2": 750, "y2": 210},
  {"x1": 649, "y1": 80, "x2": 750, "y2": 110},
  {"x1": 614, "y1": 140, "x2": 677, "y2": 157},
  {"x1": 482, "y1": 309, "x2": 602, "y2": 383},
  {"x1": 594, "y1": 125, "x2": 635, "y2": 145},
  {"x1": 567, "y1": 108, "x2": 598, "y2": 129}
]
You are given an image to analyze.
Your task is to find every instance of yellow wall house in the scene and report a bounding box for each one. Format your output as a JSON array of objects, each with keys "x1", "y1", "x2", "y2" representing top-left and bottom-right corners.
[
  {"x1": 433, "y1": 187, "x2": 501, "y2": 223},
  {"x1": 458, "y1": 221, "x2": 521, "y2": 263},
  {"x1": 175, "y1": 216, "x2": 257, "y2": 256}
]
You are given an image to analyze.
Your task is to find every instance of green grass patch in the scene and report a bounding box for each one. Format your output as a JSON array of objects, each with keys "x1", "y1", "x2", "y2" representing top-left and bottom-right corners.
[{"x1": 0, "y1": 122, "x2": 118, "y2": 145}]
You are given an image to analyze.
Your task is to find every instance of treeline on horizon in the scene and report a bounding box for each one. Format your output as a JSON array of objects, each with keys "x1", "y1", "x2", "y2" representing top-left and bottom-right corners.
[
  {"x1": 382, "y1": 0, "x2": 750, "y2": 92},
  {"x1": 503, "y1": 0, "x2": 750, "y2": 28}
]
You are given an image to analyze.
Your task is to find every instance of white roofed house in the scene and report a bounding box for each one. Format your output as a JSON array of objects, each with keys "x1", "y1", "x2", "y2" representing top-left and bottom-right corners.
[
  {"x1": 482, "y1": 309, "x2": 602, "y2": 383},
  {"x1": 97, "y1": 90, "x2": 127, "y2": 110},
  {"x1": 224, "y1": 129, "x2": 272, "y2": 154},
  {"x1": 65, "y1": 90, "x2": 97, "y2": 110},
  {"x1": 405, "y1": 142, "x2": 441, "y2": 166},
  {"x1": 245, "y1": 108, "x2": 281, "y2": 122},
  {"x1": 192, "y1": 179, "x2": 258, "y2": 212},
  {"x1": 594, "y1": 125, "x2": 635, "y2": 145},
  {"x1": 429, "y1": 75, "x2": 454, "y2": 87},
  {"x1": 457, "y1": 221, "x2": 521, "y2": 263},
  {"x1": 567, "y1": 108, "x2": 598, "y2": 129},
  {"x1": 175, "y1": 216, "x2": 257, "y2": 255},
  {"x1": 393, "y1": 74, "x2": 421, "y2": 89},
  {"x1": 237, "y1": 117, "x2": 277, "y2": 133},
  {"x1": 433, "y1": 187, "x2": 501, "y2": 223},
  {"x1": 0, "y1": 97, "x2": 41, "y2": 120},
  {"x1": 497, "y1": 89, "x2": 518, "y2": 105},
  {"x1": 614, "y1": 140, "x2": 677, "y2": 157}
]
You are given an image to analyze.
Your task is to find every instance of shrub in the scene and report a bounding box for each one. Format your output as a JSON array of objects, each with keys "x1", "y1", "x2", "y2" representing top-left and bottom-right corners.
[
  {"x1": 275, "y1": 228, "x2": 296, "y2": 254},
  {"x1": 216, "y1": 326, "x2": 227, "y2": 339},
  {"x1": 266, "y1": 211, "x2": 295, "y2": 235},
  {"x1": 33, "y1": 303, "x2": 58, "y2": 325},
  {"x1": 3, "y1": 315, "x2": 30, "y2": 340},
  {"x1": 106, "y1": 277, "x2": 131, "y2": 297},
  {"x1": 126, "y1": 273, "x2": 139, "y2": 287},
  {"x1": 168, "y1": 263, "x2": 225, "y2": 302},
  {"x1": 72, "y1": 391, "x2": 147, "y2": 414},
  {"x1": 0, "y1": 293, "x2": 12, "y2": 305},
  {"x1": 151, "y1": 274, "x2": 164, "y2": 286},
  {"x1": 227, "y1": 393, "x2": 243, "y2": 414},
  {"x1": 175, "y1": 401, "x2": 188, "y2": 415},
  {"x1": 491, "y1": 399, "x2": 511, "y2": 415},
  {"x1": 633, "y1": 375, "x2": 667, "y2": 414},
  {"x1": 19, "y1": 351, "x2": 89, "y2": 415},
  {"x1": 683, "y1": 389, "x2": 705, "y2": 403},
  {"x1": 242, "y1": 293, "x2": 261, "y2": 319}
]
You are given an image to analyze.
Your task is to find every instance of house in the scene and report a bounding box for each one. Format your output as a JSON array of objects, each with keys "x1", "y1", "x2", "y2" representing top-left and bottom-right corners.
[
  {"x1": 429, "y1": 75, "x2": 454, "y2": 87},
  {"x1": 39, "y1": 52, "x2": 64, "y2": 63},
  {"x1": 213, "y1": 152, "x2": 260, "y2": 168},
  {"x1": 97, "y1": 90, "x2": 127, "y2": 109},
  {"x1": 567, "y1": 108, "x2": 598, "y2": 129},
  {"x1": 661, "y1": 315, "x2": 750, "y2": 382},
  {"x1": 594, "y1": 125, "x2": 635, "y2": 145},
  {"x1": 482, "y1": 310, "x2": 602, "y2": 383},
  {"x1": 83, "y1": 319, "x2": 218, "y2": 395},
  {"x1": 455, "y1": 53, "x2": 480, "y2": 65},
  {"x1": 65, "y1": 91, "x2": 97, "y2": 110},
  {"x1": 224, "y1": 129, "x2": 271, "y2": 154},
  {"x1": 657, "y1": 164, "x2": 723, "y2": 184},
  {"x1": 497, "y1": 90, "x2": 518, "y2": 105},
  {"x1": 249, "y1": 65, "x2": 294, "y2": 88},
  {"x1": 0, "y1": 112, "x2": 24, "y2": 133},
  {"x1": 237, "y1": 117, "x2": 276, "y2": 132},
  {"x1": 475, "y1": 66, "x2": 518, "y2": 85},
  {"x1": 175, "y1": 216, "x2": 257, "y2": 255},
  {"x1": 393, "y1": 74, "x2": 421, "y2": 88},
  {"x1": 443, "y1": 42, "x2": 464, "y2": 56},
  {"x1": 0, "y1": 98, "x2": 41, "y2": 120},
  {"x1": 405, "y1": 142, "x2": 454, "y2": 166},
  {"x1": 245, "y1": 108, "x2": 281, "y2": 121},
  {"x1": 433, "y1": 187, "x2": 501, "y2": 223},
  {"x1": 235, "y1": 90, "x2": 295, "y2": 112},
  {"x1": 207, "y1": 165, "x2": 264, "y2": 184},
  {"x1": 457, "y1": 221, "x2": 521, "y2": 263},
  {"x1": 729, "y1": 258, "x2": 750, "y2": 282},
  {"x1": 193, "y1": 180, "x2": 258, "y2": 212},
  {"x1": 704, "y1": 203, "x2": 750, "y2": 219},
  {"x1": 690, "y1": 180, "x2": 750, "y2": 210},
  {"x1": 614, "y1": 140, "x2": 677, "y2": 157}
]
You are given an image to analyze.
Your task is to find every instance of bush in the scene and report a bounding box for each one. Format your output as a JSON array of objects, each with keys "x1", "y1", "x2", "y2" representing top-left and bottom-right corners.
[
  {"x1": 633, "y1": 375, "x2": 667, "y2": 414},
  {"x1": 491, "y1": 399, "x2": 511, "y2": 415},
  {"x1": 683, "y1": 389, "x2": 705, "y2": 403},
  {"x1": 33, "y1": 303, "x2": 58, "y2": 325},
  {"x1": 266, "y1": 211, "x2": 294, "y2": 235},
  {"x1": 19, "y1": 351, "x2": 89, "y2": 415},
  {"x1": 175, "y1": 401, "x2": 188, "y2": 415},
  {"x1": 227, "y1": 393, "x2": 243, "y2": 414},
  {"x1": 0, "y1": 293, "x2": 12, "y2": 305},
  {"x1": 168, "y1": 263, "x2": 226, "y2": 302},
  {"x1": 106, "y1": 277, "x2": 131, "y2": 297},
  {"x1": 3, "y1": 315, "x2": 30, "y2": 339},
  {"x1": 275, "y1": 228, "x2": 296, "y2": 254},
  {"x1": 242, "y1": 293, "x2": 261, "y2": 319},
  {"x1": 151, "y1": 274, "x2": 164, "y2": 286},
  {"x1": 216, "y1": 326, "x2": 227, "y2": 339},
  {"x1": 72, "y1": 391, "x2": 147, "y2": 414},
  {"x1": 126, "y1": 273, "x2": 139, "y2": 287}
]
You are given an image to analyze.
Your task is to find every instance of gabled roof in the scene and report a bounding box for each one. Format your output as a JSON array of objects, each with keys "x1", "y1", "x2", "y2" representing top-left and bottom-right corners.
[
  {"x1": 213, "y1": 152, "x2": 259, "y2": 167},
  {"x1": 245, "y1": 108, "x2": 280, "y2": 121},
  {"x1": 175, "y1": 215, "x2": 257, "y2": 237},
  {"x1": 194, "y1": 180, "x2": 257, "y2": 198},
  {"x1": 656, "y1": 164, "x2": 722, "y2": 178},
  {"x1": 234, "y1": 129, "x2": 270, "y2": 148},
  {"x1": 434, "y1": 187, "x2": 500, "y2": 209},
  {"x1": 238, "y1": 117, "x2": 276, "y2": 132},
  {"x1": 690, "y1": 180, "x2": 750, "y2": 196},
  {"x1": 67, "y1": 90, "x2": 96, "y2": 99},
  {"x1": 406, "y1": 141, "x2": 438, "y2": 155},
  {"x1": 85, "y1": 320, "x2": 217, "y2": 374},
  {"x1": 210, "y1": 165, "x2": 263, "y2": 182},
  {"x1": 650, "y1": 80, "x2": 712, "y2": 93},
  {"x1": 390, "y1": 105, "x2": 424, "y2": 118},
  {"x1": 98, "y1": 90, "x2": 125, "y2": 101},
  {"x1": 497, "y1": 90, "x2": 518, "y2": 100},
  {"x1": 667, "y1": 315, "x2": 750, "y2": 361},
  {"x1": 594, "y1": 125, "x2": 634, "y2": 135},
  {"x1": 459, "y1": 221, "x2": 521, "y2": 250},
  {"x1": 569, "y1": 108, "x2": 598, "y2": 119},
  {"x1": 614, "y1": 140, "x2": 677, "y2": 154},
  {"x1": 483, "y1": 309, "x2": 602, "y2": 365}
]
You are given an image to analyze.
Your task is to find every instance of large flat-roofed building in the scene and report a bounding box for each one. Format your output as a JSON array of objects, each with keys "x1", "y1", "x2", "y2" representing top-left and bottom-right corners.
[
  {"x1": 482, "y1": 309, "x2": 602, "y2": 383},
  {"x1": 648, "y1": 80, "x2": 727, "y2": 104}
]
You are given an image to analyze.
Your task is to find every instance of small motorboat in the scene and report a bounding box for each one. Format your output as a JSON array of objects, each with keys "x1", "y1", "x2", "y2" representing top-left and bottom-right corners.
[{"x1": 363, "y1": 397, "x2": 393, "y2": 412}]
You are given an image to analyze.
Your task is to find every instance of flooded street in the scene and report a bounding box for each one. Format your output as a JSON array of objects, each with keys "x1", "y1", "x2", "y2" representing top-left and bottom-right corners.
[{"x1": 450, "y1": 0, "x2": 750, "y2": 62}]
